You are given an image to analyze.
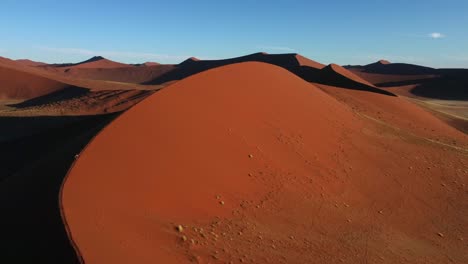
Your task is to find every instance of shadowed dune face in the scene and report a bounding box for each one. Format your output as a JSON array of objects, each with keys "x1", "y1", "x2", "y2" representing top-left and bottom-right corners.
[
  {"x1": 327, "y1": 64, "x2": 379, "y2": 87},
  {"x1": 349, "y1": 70, "x2": 438, "y2": 86},
  {"x1": 0, "y1": 114, "x2": 118, "y2": 263},
  {"x1": 347, "y1": 61, "x2": 468, "y2": 101},
  {"x1": 2, "y1": 89, "x2": 155, "y2": 116},
  {"x1": 316, "y1": 64, "x2": 396, "y2": 96},
  {"x1": 409, "y1": 71, "x2": 468, "y2": 100},
  {"x1": 145, "y1": 52, "x2": 325, "y2": 85},
  {"x1": 294, "y1": 54, "x2": 325, "y2": 68},
  {"x1": 141, "y1": 53, "x2": 392, "y2": 97},
  {"x1": 62, "y1": 62, "x2": 467, "y2": 264},
  {"x1": 348, "y1": 61, "x2": 437, "y2": 75}
]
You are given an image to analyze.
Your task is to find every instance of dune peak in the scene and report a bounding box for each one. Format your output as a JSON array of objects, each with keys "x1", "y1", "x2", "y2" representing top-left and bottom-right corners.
[
  {"x1": 378, "y1": 59, "x2": 391, "y2": 65},
  {"x1": 84, "y1": 56, "x2": 106, "y2": 62}
]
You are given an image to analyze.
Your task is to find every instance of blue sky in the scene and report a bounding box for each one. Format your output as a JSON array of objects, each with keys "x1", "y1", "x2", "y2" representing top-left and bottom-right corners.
[{"x1": 0, "y1": 0, "x2": 467, "y2": 67}]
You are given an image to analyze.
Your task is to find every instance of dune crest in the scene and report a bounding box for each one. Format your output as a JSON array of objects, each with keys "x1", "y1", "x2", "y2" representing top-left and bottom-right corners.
[{"x1": 15, "y1": 59, "x2": 47, "y2": 67}]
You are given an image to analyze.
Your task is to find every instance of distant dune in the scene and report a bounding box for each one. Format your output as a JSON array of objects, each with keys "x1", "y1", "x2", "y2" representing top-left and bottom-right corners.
[
  {"x1": 15, "y1": 59, "x2": 47, "y2": 67},
  {"x1": 142, "y1": 52, "x2": 396, "y2": 98},
  {"x1": 346, "y1": 60, "x2": 437, "y2": 75},
  {"x1": 317, "y1": 63, "x2": 395, "y2": 96},
  {"x1": 0, "y1": 56, "x2": 161, "y2": 115},
  {"x1": 61, "y1": 56, "x2": 132, "y2": 69},
  {"x1": 0, "y1": 59, "x2": 70, "y2": 100},
  {"x1": 50, "y1": 64, "x2": 176, "y2": 84},
  {"x1": 346, "y1": 60, "x2": 468, "y2": 100},
  {"x1": 142, "y1": 62, "x2": 160, "y2": 66}
]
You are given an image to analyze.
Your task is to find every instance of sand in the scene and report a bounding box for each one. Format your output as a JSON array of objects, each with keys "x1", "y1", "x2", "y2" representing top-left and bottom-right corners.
[
  {"x1": 0, "y1": 63, "x2": 68, "y2": 100},
  {"x1": 62, "y1": 62, "x2": 468, "y2": 264},
  {"x1": 1, "y1": 52, "x2": 467, "y2": 263}
]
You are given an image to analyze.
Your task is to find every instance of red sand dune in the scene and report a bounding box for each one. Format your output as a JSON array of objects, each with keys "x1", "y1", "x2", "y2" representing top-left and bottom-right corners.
[
  {"x1": 65, "y1": 56, "x2": 132, "y2": 69},
  {"x1": 33, "y1": 53, "x2": 325, "y2": 87},
  {"x1": 345, "y1": 61, "x2": 468, "y2": 100},
  {"x1": 0, "y1": 62, "x2": 69, "y2": 100},
  {"x1": 0, "y1": 56, "x2": 160, "y2": 115},
  {"x1": 38, "y1": 56, "x2": 133, "y2": 70},
  {"x1": 145, "y1": 53, "x2": 326, "y2": 85},
  {"x1": 349, "y1": 70, "x2": 437, "y2": 86},
  {"x1": 316, "y1": 83, "x2": 467, "y2": 145},
  {"x1": 62, "y1": 62, "x2": 467, "y2": 263},
  {"x1": 378, "y1": 59, "x2": 391, "y2": 65},
  {"x1": 16, "y1": 59, "x2": 47, "y2": 67},
  {"x1": 143, "y1": 62, "x2": 160, "y2": 66},
  {"x1": 345, "y1": 60, "x2": 438, "y2": 86},
  {"x1": 318, "y1": 64, "x2": 395, "y2": 96},
  {"x1": 51, "y1": 64, "x2": 176, "y2": 84},
  {"x1": 326, "y1": 63, "x2": 375, "y2": 87},
  {"x1": 179, "y1": 57, "x2": 200, "y2": 66},
  {"x1": 347, "y1": 60, "x2": 436, "y2": 76},
  {"x1": 15, "y1": 59, "x2": 47, "y2": 67},
  {"x1": 295, "y1": 54, "x2": 325, "y2": 69}
]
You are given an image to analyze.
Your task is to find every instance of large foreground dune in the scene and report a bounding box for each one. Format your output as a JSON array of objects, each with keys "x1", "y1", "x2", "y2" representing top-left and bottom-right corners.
[{"x1": 62, "y1": 62, "x2": 467, "y2": 263}]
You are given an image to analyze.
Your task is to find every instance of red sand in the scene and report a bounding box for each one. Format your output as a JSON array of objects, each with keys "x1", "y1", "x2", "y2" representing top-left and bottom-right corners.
[
  {"x1": 143, "y1": 62, "x2": 160, "y2": 66},
  {"x1": 62, "y1": 62, "x2": 467, "y2": 263},
  {"x1": 317, "y1": 83, "x2": 467, "y2": 146},
  {"x1": 68, "y1": 58, "x2": 131, "y2": 69},
  {"x1": 0, "y1": 63, "x2": 68, "y2": 100},
  {"x1": 295, "y1": 54, "x2": 325, "y2": 69},
  {"x1": 51, "y1": 64, "x2": 176, "y2": 84},
  {"x1": 0, "y1": 56, "x2": 161, "y2": 115},
  {"x1": 327, "y1": 63, "x2": 376, "y2": 87},
  {"x1": 15, "y1": 59, "x2": 47, "y2": 67},
  {"x1": 378, "y1": 59, "x2": 391, "y2": 65},
  {"x1": 350, "y1": 70, "x2": 437, "y2": 85}
]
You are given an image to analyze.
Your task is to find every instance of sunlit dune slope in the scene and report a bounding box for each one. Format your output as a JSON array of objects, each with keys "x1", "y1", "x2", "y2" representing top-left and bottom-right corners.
[{"x1": 62, "y1": 62, "x2": 467, "y2": 264}]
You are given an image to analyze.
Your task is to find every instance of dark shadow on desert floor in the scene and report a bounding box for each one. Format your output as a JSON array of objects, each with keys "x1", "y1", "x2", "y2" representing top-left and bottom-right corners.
[{"x1": 0, "y1": 114, "x2": 118, "y2": 263}]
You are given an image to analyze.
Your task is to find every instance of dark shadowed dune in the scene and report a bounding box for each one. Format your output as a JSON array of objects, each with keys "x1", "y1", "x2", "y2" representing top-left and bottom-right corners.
[
  {"x1": 346, "y1": 61, "x2": 468, "y2": 100},
  {"x1": 0, "y1": 113, "x2": 118, "y2": 263},
  {"x1": 346, "y1": 60, "x2": 437, "y2": 75},
  {"x1": 143, "y1": 53, "x2": 394, "y2": 96},
  {"x1": 409, "y1": 70, "x2": 468, "y2": 100},
  {"x1": 144, "y1": 52, "x2": 325, "y2": 85},
  {"x1": 317, "y1": 64, "x2": 396, "y2": 96},
  {"x1": 9, "y1": 87, "x2": 90, "y2": 108}
]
